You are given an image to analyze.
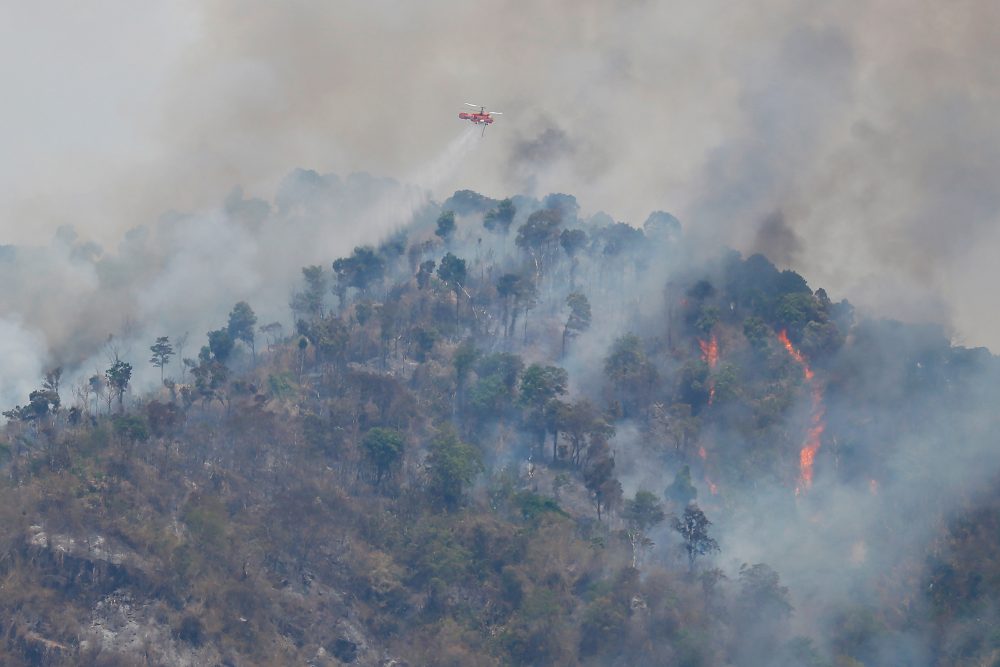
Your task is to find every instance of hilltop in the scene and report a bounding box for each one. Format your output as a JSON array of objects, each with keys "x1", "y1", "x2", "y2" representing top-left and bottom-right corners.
[{"x1": 2, "y1": 183, "x2": 999, "y2": 666}]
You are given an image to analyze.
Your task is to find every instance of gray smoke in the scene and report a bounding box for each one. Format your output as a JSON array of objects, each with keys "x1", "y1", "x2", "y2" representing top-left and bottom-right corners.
[
  {"x1": 6, "y1": 1, "x2": 1000, "y2": 348},
  {"x1": 2, "y1": 6, "x2": 1000, "y2": 660}
]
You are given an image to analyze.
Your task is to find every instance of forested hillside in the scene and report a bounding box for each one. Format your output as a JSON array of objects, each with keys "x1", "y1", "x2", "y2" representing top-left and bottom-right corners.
[{"x1": 2, "y1": 179, "x2": 999, "y2": 666}]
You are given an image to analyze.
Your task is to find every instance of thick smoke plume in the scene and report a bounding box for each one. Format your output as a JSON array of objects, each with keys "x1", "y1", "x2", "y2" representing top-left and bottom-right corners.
[
  {"x1": 0, "y1": 125, "x2": 480, "y2": 409},
  {"x1": 2, "y1": 5, "x2": 1000, "y2": 662},
  {"x1": 5, "y1": 1, "x2": 1000, "y2": 347}
]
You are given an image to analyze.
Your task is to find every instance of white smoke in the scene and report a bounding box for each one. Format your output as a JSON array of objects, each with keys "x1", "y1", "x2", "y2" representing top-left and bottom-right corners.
[
  {"x1": 0, "y1": 317, "x2": 47, "y2": 415},
  {"x1": 0, "y1": 126, "x2": 486, "y2": 406}
]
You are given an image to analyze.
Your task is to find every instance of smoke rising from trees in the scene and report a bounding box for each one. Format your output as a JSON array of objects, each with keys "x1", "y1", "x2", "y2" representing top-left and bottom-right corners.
[
  {"x1": 2, "y1": 6, "x2": 1000, "y2": 660},
  {"x1": 4, "y1": 1, "x2": 1000, "y2": 347}
]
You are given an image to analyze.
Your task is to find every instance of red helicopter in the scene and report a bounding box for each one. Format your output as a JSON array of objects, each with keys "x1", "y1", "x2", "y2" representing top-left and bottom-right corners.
[{"x1": 458, "y1": 103, "x2": 502, "y2": 135}]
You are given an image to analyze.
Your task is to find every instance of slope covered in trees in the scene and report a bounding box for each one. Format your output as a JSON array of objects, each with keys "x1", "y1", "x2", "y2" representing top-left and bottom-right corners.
[{"x1": 1, "y1": 182, "x2": 999, "y2": 666}]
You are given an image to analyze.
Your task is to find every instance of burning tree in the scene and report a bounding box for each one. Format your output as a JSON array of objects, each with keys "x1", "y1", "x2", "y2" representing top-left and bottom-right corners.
[{"x1": 777, "y1": 329, "x2": 826, "y2": 492}]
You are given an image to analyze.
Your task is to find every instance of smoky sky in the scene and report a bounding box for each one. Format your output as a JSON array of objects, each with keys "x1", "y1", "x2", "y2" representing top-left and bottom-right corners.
[{"x1": 3, "y1": 0, "x2": 1000, "y2": 349}]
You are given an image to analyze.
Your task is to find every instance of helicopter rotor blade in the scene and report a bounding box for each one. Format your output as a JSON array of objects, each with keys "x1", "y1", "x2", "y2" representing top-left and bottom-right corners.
[
  {"x1": 464, "y1": 103, "x2": 480, "y2": 108},
  {"x1": 487, "y1": 111, "x2": 503, "y2": 115}
]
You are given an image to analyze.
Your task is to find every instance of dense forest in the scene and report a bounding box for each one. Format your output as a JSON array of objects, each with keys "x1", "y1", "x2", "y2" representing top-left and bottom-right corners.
[{"x1": 2, "y1": 175, "x2": 999, "y2": 666}]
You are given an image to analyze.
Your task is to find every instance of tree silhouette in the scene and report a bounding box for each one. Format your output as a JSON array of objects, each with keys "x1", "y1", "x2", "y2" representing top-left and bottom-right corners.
[
  {"x1": 149, "y1": 336, "x2": 174, "y2": 384},
  {"x1": 227, "y1": 301, "x2": 258, "y2": 362},
  {"x1": 483, "y1": 198, "x2": 515, "y2": 235},
  {"x1": 673, "y1": 503, "x2": 720, "y2": 573},
  {"x1": 105, "y1": 359, "x2": 133, "y2": 413}
]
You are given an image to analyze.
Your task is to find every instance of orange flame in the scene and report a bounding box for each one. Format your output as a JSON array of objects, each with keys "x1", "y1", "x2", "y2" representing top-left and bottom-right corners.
[
  {"x1": 778, "y1": 330, "x2": 825, "y2": 493},
  {"x1": 778, "y1": 330, "x2": 813, "y2": 380},
  {"x1": 699, "y1": 335, "x2": 719, "y2": 406},
  {"x1": 697, "y1": 447, "x2": 718, "y2": 494},
  {"x1": 699, "y1": 335, "x2": 719, "y2": 369}
]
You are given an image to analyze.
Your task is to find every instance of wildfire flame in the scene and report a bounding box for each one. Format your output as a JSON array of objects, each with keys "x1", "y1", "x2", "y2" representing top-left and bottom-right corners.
[
  {"x1": 699, "y1": 334, "x2": 719, "y2": 405},
  {"x1": 697, "y1": 447, "x2": 718, "y2": 494},
  {"x1": 778, "y1": 330, "x2": 825, "y2": 493},
  {"x1": 699, "y1": 335, "x2": 719, "y2": 369},
  {"x1": 778, "y1": 330, "x2": 813, "y2": 380}
]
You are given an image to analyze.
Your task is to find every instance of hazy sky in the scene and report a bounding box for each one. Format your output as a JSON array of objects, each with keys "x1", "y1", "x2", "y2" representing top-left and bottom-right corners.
[{"x1": 2, "y1": 1, "x2": 998, "y2": 350}]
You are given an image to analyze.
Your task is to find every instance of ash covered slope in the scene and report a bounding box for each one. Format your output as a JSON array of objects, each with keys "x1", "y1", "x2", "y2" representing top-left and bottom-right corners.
[{"x1": 1, "y1": 181, "x2": 999, "y2": 666}]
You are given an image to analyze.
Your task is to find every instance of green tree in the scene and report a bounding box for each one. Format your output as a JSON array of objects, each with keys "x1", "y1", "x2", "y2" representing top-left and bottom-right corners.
[
  {"x1": 594, "y1": 221, "x2": 644, "y2": 259},
  {"x1": 149, "y1": 336, "x2": 174, "y2": 384},
  {"x1": 475, "y1": 353, "x2": 523, "y2": 393},
  {"x1": 743, "y1": 315, "x2": 770, "y2": 351},
  {"x1": 436, "y1": 252, "x2": 467, "y2": 316},
  {"x1": 520, "y1": 364, "x2": 568, "y2": 408},
  {"x1": 467, "y1": 374, "x2": 513, "y2": 427},
  {"x1": 113, "y1": 414, "x2": 149, "y2": 459},
  {"x1": 207, "y1": 328, "x2": 235, "y2": 364},
  {"x1": 519, "y1": 364, "x2": 568, "y2": 450},
  {"x1": 800, "y1": 319, "x2": 844, "y2": 358},
  {"x1": 88, "y1": 374, "x2": 105, "y2": 415},
  {"x1": 186, "y1": 347, "x2": 230, "y2": 407},
  {"x1": 416, "y1": 259, "x2": 436, "y2": 290},
  {"x1": 361, "y1": 427, "x2": 406, "y2": 486},
  {"x1": 333, "y1": 246, "x2": 386, "y2": 299},
  {"x1": 298, "y1": 316, "x2": 348, "y2": 368},
  {"x1": 562, "y1": 400, "x2": 612, "y2": 468},
  {"x1": 259, "y1": 321, "x2": 283, "y2": 351},
  {"x1": 105, "y1": 358, "x2": 133, "y2": 413},
  {"x1": 773, "y1": 292, "x2": 822, "y2": 342},
  {"x1": 227, "y1": 301, "x2": 258, "y2": 362},
  {"x1": 584, "y1": 454, "x2": 622, "y2": 521},
  {"x1": 559, "y1": 228, "x2": 588, "y2": 288},
  {"x1": 435, "y1": 210, "x2": 457, "y2": 242},
  {"x1": 562, "y1": 292, "x2": 591, "y2": 356},
  {"x1": 515, "y1": 209, "x2": 562, "y2": 272},
  {"x1": 2, "y1": 370, "x2": 62, "y2": 422},
  {"x1": 643, "y1": 210, "x2": 681, "y2": 244},
  {"x1": 466, "y1": 353, "x2": 524, "y2": 428},
  {"x1": 604, "y1": 333, "x2": 657, "y2": 418},
  {"x1": 695, "y1": 305, "x2": 721, "y2": 335},
  {"x1": 559, "y1": 228, "x2": 587, "y2": 259},
  {"x1": 673, "y1": 503, "x2": 720, "y2": 573},
  {"x1": 483, "y1": 198, "x2": 515, "y2": 235},
  {"x1": 412, "y1": 327, "x2": 438, "y2": 362},
  {"x1": 665, "y1": 465, "x2": 698, "y2": 507},
  {"x1": 622, "y1": 490, "x2": 666, "y2": 567},
  {"x1": 378, "y1": 229, "x2": 408, "y2": 260},
  {"x1": 677, "y1": 361, "x2": 711, "y2": 413},
  {"x1": 425, "y1": 425, "x2": 483, "y2": 510},
  {"x1": 292, "y1": 265, "x2": 327, "y2": 319},
  {"x1": 496, "y1": 273, "x2": 536, "y2": 338}
]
